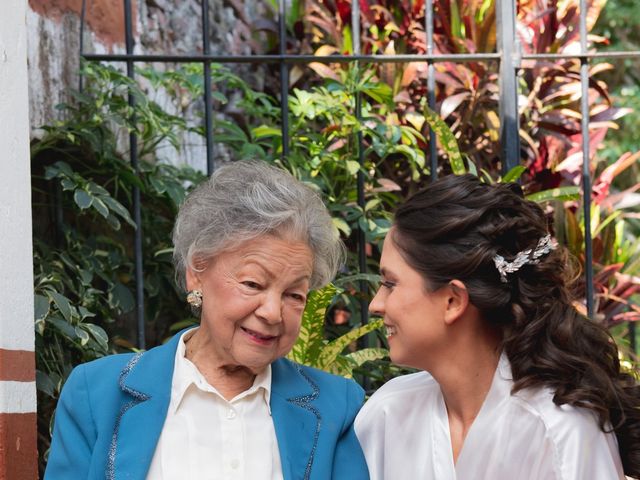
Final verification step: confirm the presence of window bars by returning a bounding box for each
[79,0,640,352]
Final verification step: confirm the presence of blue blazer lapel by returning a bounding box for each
[107,331,184,480]
[271,359,321,480]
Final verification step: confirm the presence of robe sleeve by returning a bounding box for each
[44,364,97,479]
[354,392,386,480]
[550,405,626,480]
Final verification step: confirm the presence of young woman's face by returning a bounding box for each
[186,235,313,373]
[369,230,451,370]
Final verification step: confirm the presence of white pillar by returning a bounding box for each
[0,0,37,478]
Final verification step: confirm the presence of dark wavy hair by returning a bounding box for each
[391,174,640,477]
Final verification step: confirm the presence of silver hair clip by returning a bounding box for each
[493,234,558,283]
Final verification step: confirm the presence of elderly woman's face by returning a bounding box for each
[186,235,313,373]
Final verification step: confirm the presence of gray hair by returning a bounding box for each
[172,160,344,291]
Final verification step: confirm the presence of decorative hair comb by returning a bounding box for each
[493,234,558,283]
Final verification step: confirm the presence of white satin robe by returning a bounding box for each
[354,355,625,479]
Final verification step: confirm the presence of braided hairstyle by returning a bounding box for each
[391,174,640,477]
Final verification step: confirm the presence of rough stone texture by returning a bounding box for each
[27,0,271,169]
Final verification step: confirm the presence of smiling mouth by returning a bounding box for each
[241,327,278,344]
[384,325,397,337]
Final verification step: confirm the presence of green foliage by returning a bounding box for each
[288,284,387,378]
[32,62,206,469]
[209,63,430,256]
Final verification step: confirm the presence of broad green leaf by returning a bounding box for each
[317,319,384,369]
[590,204,601,237]
[564,208,583,254]
[79,269,93,285]
[75,326,90,346]
[86,182,109,196]
[105,213,121,230]
[361,82,393,107]
[525,186,581,203]
[422,104,465,174]
[345,347,389,367]
[251,125,282,139]
[92,197,109,218]
[450,0,463,38]
[477,0,493,22]
[332,217,351,236]
[49,316,77,339]
[78,306,96,319]
[84,323,109,351]
[405,112,425,131]
[211,91,228,103]
[502,166,526,183]
[74,189,93,209]
[466,157,478,176]
[61,178,76,191]
[342,25,353,55]
[346,160,360,175]
[326,355,356,378]
[594,210,622,238]
[102,196,136,228]
[288,284,338,364]
[34,294,50,322]
[365,198,381,212]
[149,175,167,194]
[165,182,186,207]
[109,282,136,313]
[48,291,73,323]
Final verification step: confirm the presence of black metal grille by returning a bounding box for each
[80,0,640,351]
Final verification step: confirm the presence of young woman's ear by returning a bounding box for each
[443,279,469,325]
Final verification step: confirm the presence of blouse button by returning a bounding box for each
[227,408,236,419]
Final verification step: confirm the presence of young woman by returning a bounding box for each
[355,174,639,479]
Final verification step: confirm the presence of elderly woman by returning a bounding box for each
[45,161,369,480]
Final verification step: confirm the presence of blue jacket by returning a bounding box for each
[45,331,369,480]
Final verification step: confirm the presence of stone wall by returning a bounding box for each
[27,0,269,170]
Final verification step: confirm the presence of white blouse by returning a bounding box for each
[147,330,284,480]
[355,355,625,480]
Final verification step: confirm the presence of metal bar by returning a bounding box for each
[578,0,594,318]
[523,51,640,60]
[82,50,640,63]
[425,0,437,181]
[125,0,146,349]
[54,183,64,249]
[79,0,87,92]
[82,53,503,63]
[496,0,520,173]
[352,0,367,304]
[279,0,290,159]
[351,0,370,386]
[201,0,215,175]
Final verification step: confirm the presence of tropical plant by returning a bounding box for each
[32,62,207,471]
[557,152,640,326]
[288,284,387,377]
